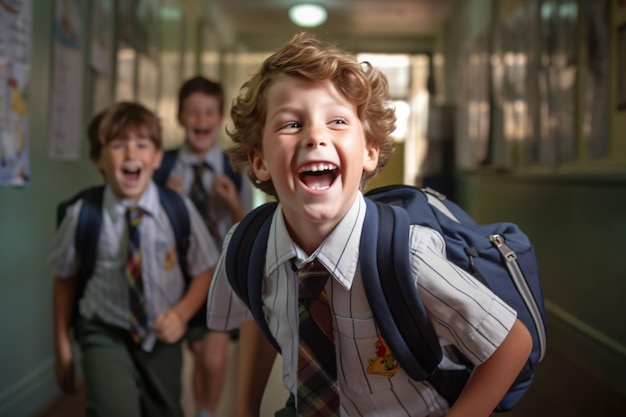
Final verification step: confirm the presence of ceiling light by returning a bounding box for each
[289,4,327,28]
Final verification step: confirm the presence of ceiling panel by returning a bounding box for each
[193,0,458,53]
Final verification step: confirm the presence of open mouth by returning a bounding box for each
[297,162,339,190]
[122,166,141,182]
[193,127,211,136]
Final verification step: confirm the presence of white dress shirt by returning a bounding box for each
[49,182,219,351]
[170,144,253,241]
[207,192,516,416]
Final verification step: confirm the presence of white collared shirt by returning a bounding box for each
[207,192,516,416]
[170,144,252,240]
[49,182,218,351]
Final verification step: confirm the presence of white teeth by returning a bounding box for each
[310,184,330,190]
[297,162,337,173]
[125,167,140,173]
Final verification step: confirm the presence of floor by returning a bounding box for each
[492,343,626,417]
[34,341,287,417]
[34,341,626,417]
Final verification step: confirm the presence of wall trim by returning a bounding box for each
[0,358,56,417]
[545,299,626,399]
[456,169,626,186]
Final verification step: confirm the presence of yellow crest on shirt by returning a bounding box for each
[367,336,401,377]
[164,249,178,270]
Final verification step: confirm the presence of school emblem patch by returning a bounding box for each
[367,336,400,377]
[164,249,178,270]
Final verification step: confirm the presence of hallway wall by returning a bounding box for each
[438,0,626,402]
[0,1,201,415]
[0,2,96,415]
[455,173,626,399]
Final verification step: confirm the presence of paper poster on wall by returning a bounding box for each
[49,0,84,161]
[90,0,113,113]
[0,0,32,186]
[90,0,112,75]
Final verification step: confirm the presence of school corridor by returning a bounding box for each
[2,1,626,416]
[32,336,626,417]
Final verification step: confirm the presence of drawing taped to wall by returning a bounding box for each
[0,0,31,186]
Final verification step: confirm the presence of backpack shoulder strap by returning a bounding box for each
[157,185,191,283]
[55,185,106,281]
[74,186,106,282]
[222,151,242,192]
[153,149,179,185]
[55,185,105,323]
[225,201,280,352]
[361,195,442,381]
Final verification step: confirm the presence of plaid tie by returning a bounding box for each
[296,260,340,416]
[190,162,221,245]
[126,206,148,343]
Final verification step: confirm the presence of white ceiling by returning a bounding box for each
[193,0,458,53]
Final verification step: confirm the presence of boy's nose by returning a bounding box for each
[304,125,328,148]
[125,143,138,157]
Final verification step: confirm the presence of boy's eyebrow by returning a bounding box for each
[265,106,301,125]
[268,105,298,116]
[270,100,354,115]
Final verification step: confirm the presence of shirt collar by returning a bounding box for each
[267,192,366,290]
[180,143,222,172]
[104,181,162,222]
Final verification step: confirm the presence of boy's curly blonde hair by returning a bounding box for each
[227,32,396,197]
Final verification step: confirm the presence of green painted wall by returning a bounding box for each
[0,2,99,415]
[0,1,196,415]
[438,0,626,399]
[455,173,626,398]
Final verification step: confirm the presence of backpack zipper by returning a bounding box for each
[490,234,547,361]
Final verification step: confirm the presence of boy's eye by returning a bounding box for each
[331,118,348,126]
[109,140,124,149]
[278,121,301,131]
[136,139,152,149]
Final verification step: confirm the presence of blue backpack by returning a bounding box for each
[224,184,547,412]
[55,185,198,324]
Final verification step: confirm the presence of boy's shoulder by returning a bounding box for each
[56,185,105,228]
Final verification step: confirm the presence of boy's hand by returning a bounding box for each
[165,175,185,195]
[213,174,238,203]
[154,308,186,343]
[214,175,245,221]
[55,349,76,395]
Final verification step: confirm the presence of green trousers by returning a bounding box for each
[275,393,296,417]
[76,318,184,417]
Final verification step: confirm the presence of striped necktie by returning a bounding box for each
[296,260,340,416]
[190,162,221,245]
[126,206,148,343]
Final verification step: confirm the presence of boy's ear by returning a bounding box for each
[91,157,102,171]
[248,148,271,181]
[91,157,107,179]
[363,143,380,173]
